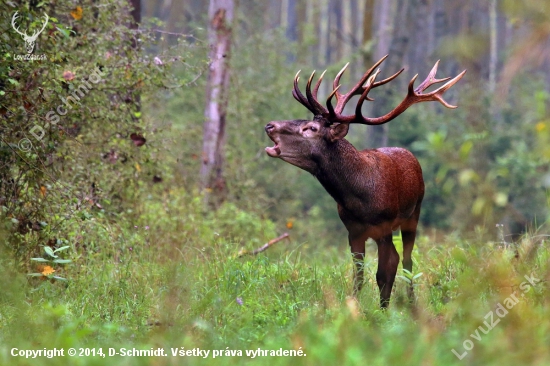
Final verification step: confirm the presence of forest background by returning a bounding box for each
[1,0,549,365]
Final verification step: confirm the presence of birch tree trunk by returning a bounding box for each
[367,0,422,148]
[129,0,141,112]
[366,0,393,148]
[201,0,234,204]
[362,0,375,64]
[489,0,501,121]
[129,0,141,28]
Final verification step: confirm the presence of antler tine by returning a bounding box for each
[292,71,306,104]
[11,11,27,37]
[364,72,379,101]
[35,13,49,36]
[352,68,466,125]
[347,60,400,98]
[313,70,327,99]
[292,71,317,114]
[333,63,349,90]
[335,54,389,114]
[332,63,349,101]
[426,70,467,109]
[414,60,452,94]
[326,85,341,119]
[358,68,404,103]
[292,88,312,112]
[407,74,420,96]
[371,68,404,89]
[305,71,329,115]
[355,69,382,121]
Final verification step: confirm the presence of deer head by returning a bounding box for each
[265,55,466,173]
[12,12,49,54]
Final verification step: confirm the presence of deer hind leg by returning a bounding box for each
[349,237,366,296]
[375,232,400,308]
[401,204,421,302]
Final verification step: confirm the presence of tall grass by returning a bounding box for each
[1,188,549,365]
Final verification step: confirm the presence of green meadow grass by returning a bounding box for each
[1,189,549,366]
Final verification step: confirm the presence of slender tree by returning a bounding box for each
[128,0,141,113]
[365,0,393,148]
[201,0,234,204]
[129,0,141,28]
[361,0,375,64]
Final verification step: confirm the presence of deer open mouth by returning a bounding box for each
[265,142,281,157]
[265,131,282,157]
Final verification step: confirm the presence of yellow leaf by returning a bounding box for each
[135,163,141,172]
[70,6,83,20]
[458,169,479,186]
[494,192,508,207]
[459,140,473,161]
[536,122,546,132]
[40,186,47,197]
[286,220,294,229]
[472,197,487,216]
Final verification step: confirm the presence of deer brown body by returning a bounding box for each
[265,56,465,307]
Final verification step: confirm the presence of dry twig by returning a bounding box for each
[238,233,290,257]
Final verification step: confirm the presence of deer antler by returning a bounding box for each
[11,12,28,38]
[11,12,49,40]
[30,13,49,40]
[292,55,466,125]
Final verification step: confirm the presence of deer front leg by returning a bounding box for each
[349,237,366,296]
[376,233,400,308]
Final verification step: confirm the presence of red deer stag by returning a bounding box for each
[265,55,465,308]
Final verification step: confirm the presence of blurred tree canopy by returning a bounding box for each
[155,0,550,237]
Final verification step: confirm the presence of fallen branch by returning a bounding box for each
[238,233,290,257]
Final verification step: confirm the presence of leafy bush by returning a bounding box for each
[1,0,199,258]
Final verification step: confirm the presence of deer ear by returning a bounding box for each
[329,123,349,141]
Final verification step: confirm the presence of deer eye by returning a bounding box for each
[310,126,317,132]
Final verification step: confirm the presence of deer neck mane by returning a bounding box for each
[313,139,371,205]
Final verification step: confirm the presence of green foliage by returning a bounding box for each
[1,1,549,365]
[1,192,549,365]
[385,76,550,233]
[1,0,200,257]
[153,14,550,239]
[28,243,71,281]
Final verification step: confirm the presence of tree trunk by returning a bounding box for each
[319,0,329,67]
[201,0,234,204]
[366,0,393,148]
[129,0,141,27]
[128,0,141,112]
[489,0,497,94]
[411,0,430,74]
[373,0,392,61]
[286,0,298,62]
[362,0,375,64]
[367,0,421,148]
[286,0,298,42]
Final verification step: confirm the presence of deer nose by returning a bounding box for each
[265,123,275,133]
